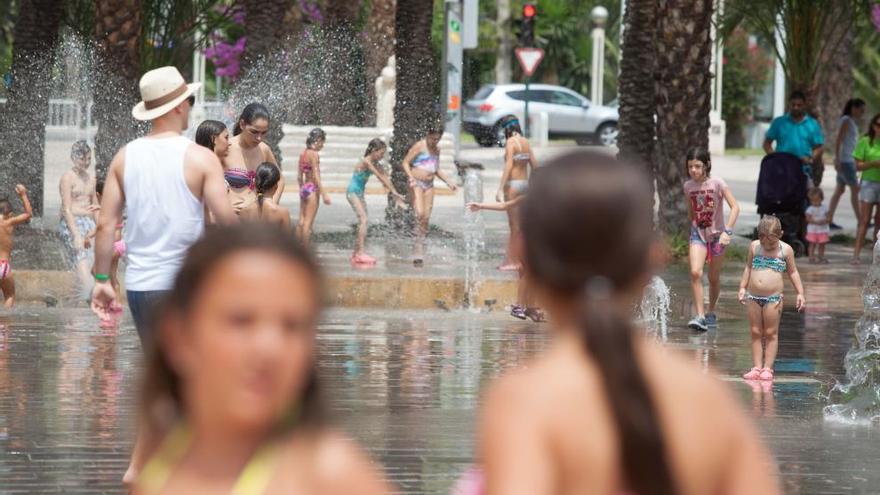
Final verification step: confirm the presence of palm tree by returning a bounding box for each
[653,0,713,237]
[365,0,396,125]
[815,4,854,138]
[616,0,657,182]
[321,0,366,126]
[93,0,143,179]
[0,0,65,216]
[494,0,512,84]
[724,0,864,113]
[387,0,437,227]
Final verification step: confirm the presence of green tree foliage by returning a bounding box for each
[723,0,869,105]
[721,28,772,147]
[0,0,16,81]
[853,9,880,114]
[434,0,621,103]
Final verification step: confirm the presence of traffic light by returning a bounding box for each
[520,3,536,47]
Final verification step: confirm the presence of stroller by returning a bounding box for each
[755,152,808,256]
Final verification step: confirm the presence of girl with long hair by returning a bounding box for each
[478,150,777,495]
[495,115,537,271]
[346,138,406,265]
[240,163,292,234]
[297,128,330,247]
[133,224,390,494]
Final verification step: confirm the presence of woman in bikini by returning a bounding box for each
[401,127,457,265]
[195,120,234,223]
[495,115,537,271]
[224,104,283,213]
[297,128,331,247]
[132,224,391,495]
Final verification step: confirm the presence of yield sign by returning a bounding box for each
[515,48,545,77]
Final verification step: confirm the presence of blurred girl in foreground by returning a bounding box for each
[133,224,390,494]
[478,151,778,495]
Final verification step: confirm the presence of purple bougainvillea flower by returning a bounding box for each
[872,4,880,32]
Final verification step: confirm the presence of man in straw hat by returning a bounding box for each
[90,66,238,486]
[91,66,236,341]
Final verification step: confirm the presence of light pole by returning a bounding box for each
[590,6,609,105]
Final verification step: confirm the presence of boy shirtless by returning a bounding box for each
[0,185,34,307]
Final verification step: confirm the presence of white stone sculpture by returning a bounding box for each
[375,55,396,129]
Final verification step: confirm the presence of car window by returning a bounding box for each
[551,91,583,107]
[473,86,495,100]
[507,89,553,103]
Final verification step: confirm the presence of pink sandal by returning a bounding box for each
[743,367,762,380]
[351,253,377,265]
[758,368,774,381]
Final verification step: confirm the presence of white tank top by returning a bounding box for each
[123,136,204,291]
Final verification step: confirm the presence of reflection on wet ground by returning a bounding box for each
[1,272,880,493]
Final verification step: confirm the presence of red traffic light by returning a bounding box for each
[523,3,536,18]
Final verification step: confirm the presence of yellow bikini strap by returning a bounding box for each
[231,443,281,495]
[137,424,192,495]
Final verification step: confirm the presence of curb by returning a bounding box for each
[9,270,518,310]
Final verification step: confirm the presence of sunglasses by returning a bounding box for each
[186,95,195,107]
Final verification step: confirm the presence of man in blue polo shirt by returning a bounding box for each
[763,90,824,166]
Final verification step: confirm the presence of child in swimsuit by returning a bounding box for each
[683,148,739,331]
[401,128,457,265]
[297,128,330,247]
[240,162,293,234]
[346,138,406,266]
[467,196,544,322]
[495,116,536,271]
[738,215,805,381]
[0,185,33,308]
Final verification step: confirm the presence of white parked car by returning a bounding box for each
[463,84,619,147]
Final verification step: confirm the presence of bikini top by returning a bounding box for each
[138,424,279,495]
[299,152,314,173]
[752,244,787,273]
[225,167,256,190]
[412,151,439,173]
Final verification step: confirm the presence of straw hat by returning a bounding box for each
[131,66,202,121]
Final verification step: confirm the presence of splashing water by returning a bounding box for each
[639,276,671,341]
[824,240,880,425]
[461,165,484,311]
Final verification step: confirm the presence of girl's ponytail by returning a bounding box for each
[521,150,676,495]
[253,162,280,213]
[578,277,676,495]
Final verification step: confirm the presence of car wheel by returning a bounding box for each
[476,132,496,147]
[492,119,510,147]
[596,122,618,147]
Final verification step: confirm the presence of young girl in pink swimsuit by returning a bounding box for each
[297,128,330,247]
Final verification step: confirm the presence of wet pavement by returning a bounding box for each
[2,259,880,494]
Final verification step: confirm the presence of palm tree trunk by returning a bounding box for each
[387,0,437,228]
[365,0,396,126]
[320,1,366,126]
[93,0,143,180]
[240,0,296,162]
[0,0,65,216]
[616,0,657,184]
[494,0,512,84]
[815,4,854,141]
[653,0,713,237]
